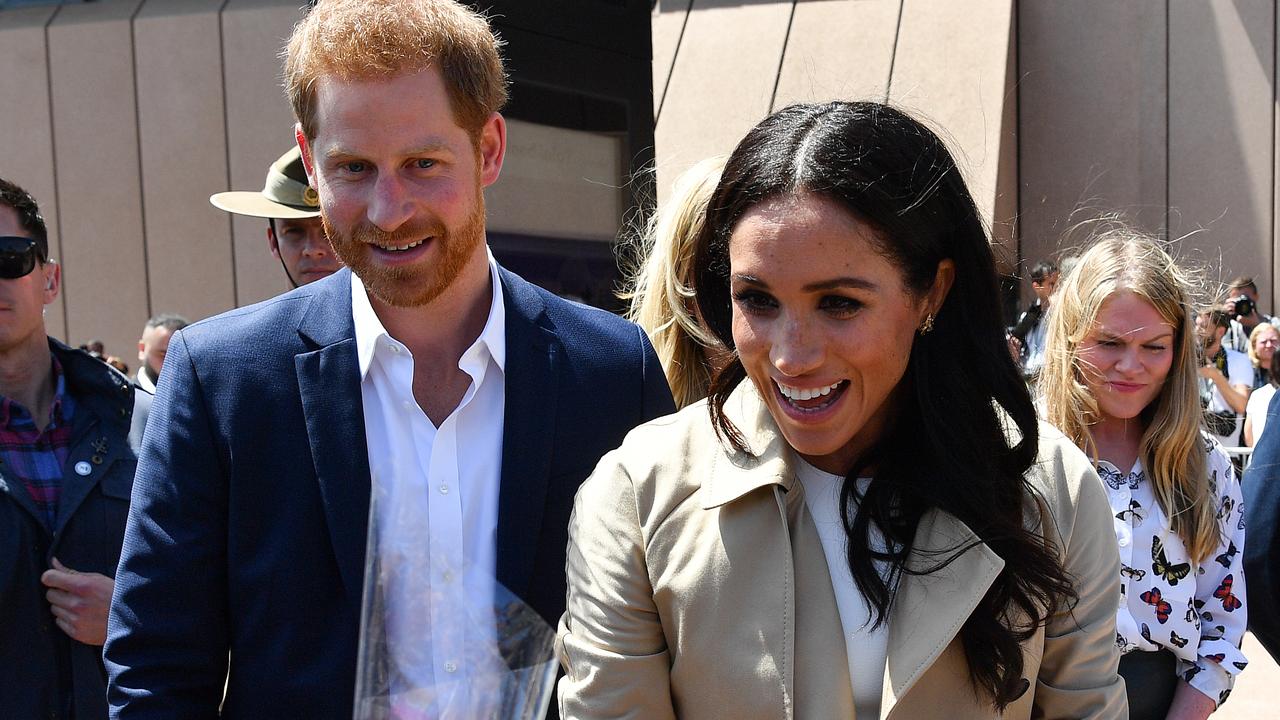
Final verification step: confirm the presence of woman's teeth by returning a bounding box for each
[775,380,842,401]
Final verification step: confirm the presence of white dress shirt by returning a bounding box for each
[352,255,506,718]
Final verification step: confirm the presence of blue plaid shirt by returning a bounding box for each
[0,358,75,531]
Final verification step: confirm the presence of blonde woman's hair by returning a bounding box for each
[622,158,725,408]
[1247,322,1279,369]
[1040,228,1219,562]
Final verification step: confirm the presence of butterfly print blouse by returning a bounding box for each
[1101,434,1248,708]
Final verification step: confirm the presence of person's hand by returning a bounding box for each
[41,558,114,646]
[1225,298,1239,318]
[1007,334,1023,364]
[1198,364,1224,382]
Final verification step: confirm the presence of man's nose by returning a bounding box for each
[301,229,331,257]
[366,174,415,232]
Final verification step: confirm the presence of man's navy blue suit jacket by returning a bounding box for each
[104,267,674,718]
[1245,391,1280,662]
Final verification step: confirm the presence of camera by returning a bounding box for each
[1230,294,1256,319]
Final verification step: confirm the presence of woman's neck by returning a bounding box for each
[1090,414,1145,471]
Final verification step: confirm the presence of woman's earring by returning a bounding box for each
[919,313,935,335]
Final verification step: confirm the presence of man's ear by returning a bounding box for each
[266,224,281,259]
[476,112,507,188]
[41,261,59,305]
[296,124,315,186]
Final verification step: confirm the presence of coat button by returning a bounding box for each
[74,461,92,476]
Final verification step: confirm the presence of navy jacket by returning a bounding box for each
[105,267,674,718]
[1245,390,1280,661]
[0,340,149,719]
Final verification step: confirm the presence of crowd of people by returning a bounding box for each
[2,1,1279,719]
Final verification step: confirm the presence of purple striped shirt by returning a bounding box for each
[0,357,75,531]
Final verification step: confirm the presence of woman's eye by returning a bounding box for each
[819,296,861,314]
[732,290,776,313]
[1144,345,1167,353]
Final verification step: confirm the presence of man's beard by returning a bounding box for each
[323,192,486,309]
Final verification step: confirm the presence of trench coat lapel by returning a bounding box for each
[881,510,1004,717]
[296,269,371,603]
[494,268,559,600]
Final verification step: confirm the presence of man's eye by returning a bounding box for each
[342,161,366,173]
[414,159,435,170]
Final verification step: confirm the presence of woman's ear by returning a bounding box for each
[925,258,956,319]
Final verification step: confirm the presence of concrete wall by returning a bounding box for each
[652,0,1017,268]
[655,1,1280,311]
[0,0,628,361]
[1019,0,1279,310]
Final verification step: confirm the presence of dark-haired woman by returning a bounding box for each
[556,101,1125,719]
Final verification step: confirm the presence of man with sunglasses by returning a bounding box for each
[210,146,342,288]
[0,178,150,720]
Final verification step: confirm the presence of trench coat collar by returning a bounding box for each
[699,380,1008,714]
[699,380,794,509]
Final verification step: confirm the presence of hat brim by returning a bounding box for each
[209,191,320,220]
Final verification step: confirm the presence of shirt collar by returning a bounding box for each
[351,249,506,381]
[0,354,72,428]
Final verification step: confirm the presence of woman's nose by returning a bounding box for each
[769,318,824,376]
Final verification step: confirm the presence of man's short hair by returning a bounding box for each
[1029,259,1058,283]
[145,313,190,333]
[284,0,508,142]
[1206,309,1232,331]
[1227,275,1258,294]
[0,178,49,260]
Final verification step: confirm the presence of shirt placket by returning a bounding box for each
[428,385,478,719]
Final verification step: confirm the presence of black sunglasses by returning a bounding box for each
[0,236,43,280]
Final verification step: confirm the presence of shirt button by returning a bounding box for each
[1118,535,1130,548]
[442,570,454,583]
[444,661,457,673]
[401,400,413,411]
[439,484,449,495]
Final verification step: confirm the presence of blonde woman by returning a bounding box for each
[1040,231,1247,719]
[1246,322,1279,390]
[624,158,726,408]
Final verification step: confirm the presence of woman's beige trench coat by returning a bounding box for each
[557,381,1126,719]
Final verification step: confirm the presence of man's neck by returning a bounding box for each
[369,249,493,370]
[0,334,55,430]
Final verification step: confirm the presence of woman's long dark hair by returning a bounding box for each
[693,101,1076,710]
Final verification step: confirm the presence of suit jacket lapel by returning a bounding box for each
[882,510,1004,717]
[494,268,558,600]
[296,269,371,603]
